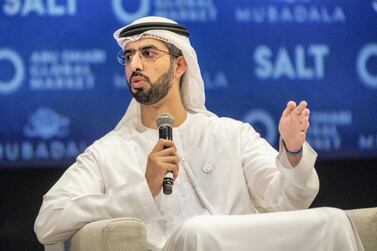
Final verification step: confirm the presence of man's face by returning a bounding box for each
[124,38,175,105]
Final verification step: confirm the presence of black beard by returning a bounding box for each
[128,65,174,105]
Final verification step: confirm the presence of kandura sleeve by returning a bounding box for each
[240,123,319,212]
[34,145,161,245]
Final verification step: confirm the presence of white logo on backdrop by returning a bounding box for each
[203,71,229,89]
[23,107,70,140]
[243,109,277,145]
[307,111,352,151]
[29,49,105,91]
[113,73,128,89]
[112,0,217,23]
[359,134,377,150]
[357,44,377,89]
[0,106,88,162]
[253,44,329,80]
[112,0,150,23]
[0,49,24,94]
[2,0,77,16]
[235,0,346,24]
[372,0,377,13]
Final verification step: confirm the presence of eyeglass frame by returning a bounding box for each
[116,45,180,65]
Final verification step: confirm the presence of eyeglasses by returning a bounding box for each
[117,45,179,65]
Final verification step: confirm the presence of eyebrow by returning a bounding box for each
[124,44,159,53]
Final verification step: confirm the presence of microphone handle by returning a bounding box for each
[160,126,173,195]
[159,125,172,141]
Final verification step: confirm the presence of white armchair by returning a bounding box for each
[45,207,377,251]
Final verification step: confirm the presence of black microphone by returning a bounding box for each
[156,113,175,195]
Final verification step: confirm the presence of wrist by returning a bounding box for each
[283,140,303,157]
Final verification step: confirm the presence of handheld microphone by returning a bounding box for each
[156,113,175,195]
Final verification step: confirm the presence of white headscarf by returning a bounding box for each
[113,16,214,130]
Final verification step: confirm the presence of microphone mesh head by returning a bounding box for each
[156,113,175,128]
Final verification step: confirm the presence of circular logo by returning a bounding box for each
[0,49,24,94]
[112,0,150,24]
[243,109,277,145]
[357,44,377,89]
[372,0,377,13]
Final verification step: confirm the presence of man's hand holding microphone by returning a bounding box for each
[145,114,178,197]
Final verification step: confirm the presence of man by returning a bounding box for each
[35,16,363,251]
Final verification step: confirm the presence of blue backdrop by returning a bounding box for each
[1,0,377,167]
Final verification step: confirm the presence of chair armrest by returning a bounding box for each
[345,207,377,251]
[69,217,148,251]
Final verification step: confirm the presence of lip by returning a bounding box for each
[131,76,146,89]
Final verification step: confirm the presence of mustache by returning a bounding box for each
[130,71,149,82]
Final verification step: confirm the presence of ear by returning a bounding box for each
[174,56,187,79]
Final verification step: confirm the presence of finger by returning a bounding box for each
[300,115,309,123]
[159,156,180,165]
[298,109,310,125]
[159,146,179,157]
[163,163,179,178]
[301,108,310,117]
[153,139,176,152]
[299,113,309,123]
[300,120,310,131]
[160,139,176,149]
[282,101,296,117]
[151,140,165,152]
[295,100,308,115]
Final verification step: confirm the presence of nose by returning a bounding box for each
[128,51,144,72]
